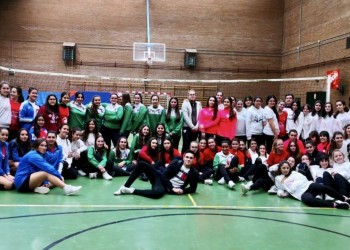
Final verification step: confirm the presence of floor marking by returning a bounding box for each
[0,204,332,210]
[188,194,197,206]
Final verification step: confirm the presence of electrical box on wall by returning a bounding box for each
[62,42,76,62]
[184,49,197,68]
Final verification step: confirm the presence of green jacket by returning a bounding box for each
[102,103,124,129]
[87,146,107,168]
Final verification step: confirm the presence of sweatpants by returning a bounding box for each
[323,172,350,197]
[124,161,166,199]
[250,163,273,191]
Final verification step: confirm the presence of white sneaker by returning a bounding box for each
[89,173,97,179]
[34,186,50,194]
[64,185,82,196]
[316,195,322,199]
[238,176,246,182]
[325,195,334,201]
[78,170,86,176]
[121,186,135,194]
[218,177,225,185]
[204,179,213,185]
[228,180,236,189]
[114,186,125,195]
[268,185,278,195]
[241,183,250,195]
[102,172,113,180]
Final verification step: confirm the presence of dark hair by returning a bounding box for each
[329,131,344,156]
[206,96,218,120]
[69,127,80,141]
[60,92,70,106]
[321,102,333,118]
[46,131,58,148]
[90,95,101,117]
[44,94,59,114]
[308,130,320,145]
[291,101,301,122]
[221,139,231,146]
[74,92,84,101]
[33,114,45,138]
[138,124,151,148]
[287,140,302,165]
[94,136,106,155]
[160,136,175,163]
[223,97,235,120]
[144,137,159,161]
[344,124,350,140]
[155,123,166,142]
[115,136,129,159]
[33,138,46,150]
[276,160,292,177]
[11,86,24,103]
[150,94,159,102]
[334,100,349,118]
[266,95,279,120]
[15,128,30,157]
[319,130,330,141]
[243,96,253,108]
[133,92,143,104]
[166,97,181,122]
[27,87,38,99]
[183,150,195,157]
[311,100,322,116]
[82,119,99,142]
[253,96,263,108]
[122,93,131,106]
[285,93,295,99]
[317,153,330,165]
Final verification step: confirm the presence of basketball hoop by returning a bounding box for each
[133,42,166,63]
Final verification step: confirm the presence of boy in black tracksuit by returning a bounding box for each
[114,150,198,198]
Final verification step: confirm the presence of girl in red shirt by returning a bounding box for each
[9,86,24,141]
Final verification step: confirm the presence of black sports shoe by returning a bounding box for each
[139,173,149,182]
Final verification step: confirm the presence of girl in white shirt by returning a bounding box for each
[275,160,349,209]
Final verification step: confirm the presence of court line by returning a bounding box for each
[43,212,350,249]
[0,204,334,210]
[187,194,197,206]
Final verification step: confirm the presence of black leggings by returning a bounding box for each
[301,183,345,207]
[216,157,239,183]
[323,172,350,197]
[124,161,166,199]
[250,163,273,191]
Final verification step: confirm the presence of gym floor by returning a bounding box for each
[1,177,349,250]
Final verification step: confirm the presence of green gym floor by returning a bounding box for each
[1,177,350,250]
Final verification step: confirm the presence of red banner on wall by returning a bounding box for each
[327,69,340,89]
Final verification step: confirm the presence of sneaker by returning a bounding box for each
[241,183,250,195]
[238,176,246,182]
[78,170,86,176]
[114,186,125,195]
[335,200,350,209]
[218,177,225,185]
[204,179,213,185]
[89,173,97,179]
[325,195,334,201]
[268,185,278,195]
[34,186,50,194]
[102,172,113,180]
[316,195,322,199]
[228,180,236,189]
[121,186,135,194]
[64,185,82,196]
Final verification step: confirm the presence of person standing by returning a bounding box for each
[0,81,11,130]
[181,89,202,153]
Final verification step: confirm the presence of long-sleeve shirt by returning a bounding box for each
[8,139,30,163]
[130,103,148,133]
[120,103,133,133]
[0,95,11,128]
[19,100,40,131]
[198,107,218,135]
[161,109,183,137]
[102,103,124,129]
[275,171,313,200]
[213,151,234,171]
[15,150,62,190]
[68,101,86,130]
[216,108,237,140]
[246,106,264,139]
[87,146,107,168]
[147,105,164,134]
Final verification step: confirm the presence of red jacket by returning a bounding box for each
[161,149,182,164]
[217,108,237,140]
[267,150,289,167]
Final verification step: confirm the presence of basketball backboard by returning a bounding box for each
[133,42,166,64]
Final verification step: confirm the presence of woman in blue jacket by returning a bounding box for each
[14,138,82,195]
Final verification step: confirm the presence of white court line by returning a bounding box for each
[0,204,332,210]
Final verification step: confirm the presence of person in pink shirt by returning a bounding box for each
[198,96,218,139]
[216,97,237,145]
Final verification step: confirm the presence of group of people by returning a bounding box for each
[1,80,350,209]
